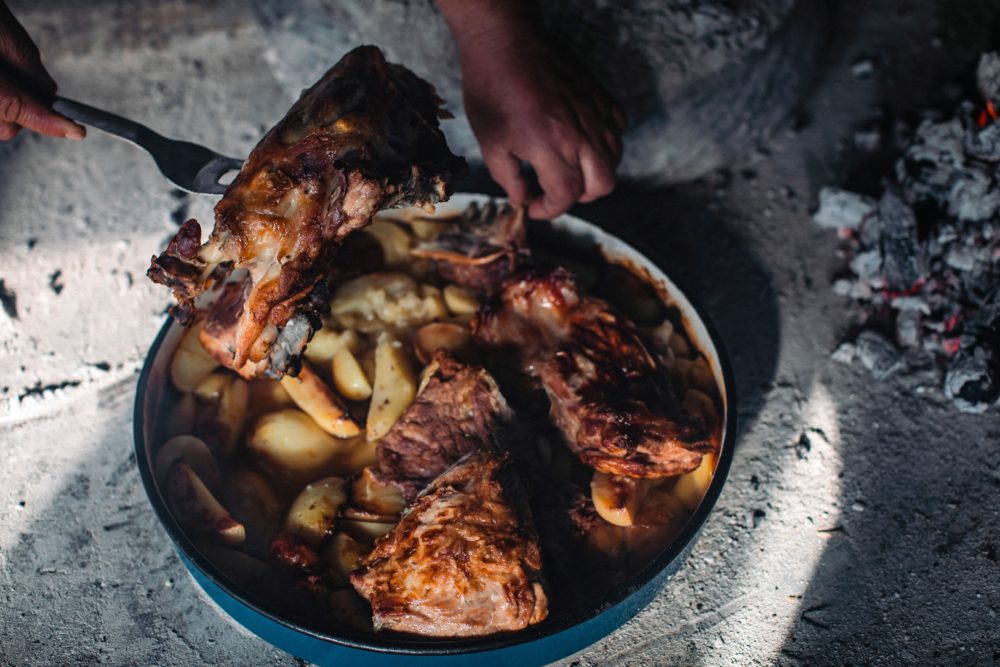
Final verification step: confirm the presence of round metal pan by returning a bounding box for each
[133,193,737,665]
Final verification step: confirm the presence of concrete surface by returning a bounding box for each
[1,1,999,665]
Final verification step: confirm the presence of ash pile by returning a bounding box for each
[814,53,1000,413]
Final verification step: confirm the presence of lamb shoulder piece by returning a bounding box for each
[351,450,548,636]
[473,268,711,478]
[148,45,466,378]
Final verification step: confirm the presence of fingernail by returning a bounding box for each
[64,124,86,140]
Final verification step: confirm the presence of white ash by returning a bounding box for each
[815,53,1000,413]
[813,187,876,229]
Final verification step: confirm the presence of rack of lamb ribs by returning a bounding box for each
[148,45,466,379]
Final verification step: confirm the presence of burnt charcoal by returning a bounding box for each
[944,350,997,413]
[896,310,922,348]
[976,52,1000,103]
[947,165,1000,221]
[850,58,874,80]
[813,188,876,229]
[831,342,856,364]
[856,330,903,380]
[876,192,927,289]
[963,122,1000,162]
[896,119,965,207]
[849,250,882,285]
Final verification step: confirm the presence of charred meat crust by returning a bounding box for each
[374,350,519,500]
[412,201,528,292]
[473,267,711,478]
[147,45,466,378]
[351,450,548,637]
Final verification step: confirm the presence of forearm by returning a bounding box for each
[435,0,540,57]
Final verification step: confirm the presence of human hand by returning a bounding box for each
[0,2,85,141]
[439,1,623,219]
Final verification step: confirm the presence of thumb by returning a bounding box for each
[0,78,84,139]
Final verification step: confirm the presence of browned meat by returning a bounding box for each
[473,268,711,478]
[375,351,516,500]
[411,201,527,292]
[148,45,466,378]
[350,450,548,636]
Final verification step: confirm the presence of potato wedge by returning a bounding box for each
[683,388,720,431]
[199,544,272,586]
[344,436,378,473]
[341,518,396,543]
[285,476,347,547]
[403,215,450,241]
[673,453,716,510]
[687,355,716,394]
[332,347,372,401]
[248,378,294,413]
[323,531,367,583]
[248,409,354,481]
[304,328,363,366]
[363,219,413,267]
[349,467,406,520]
[591,472,650,527]
[413,321,472,364]
[281,362,361,438]
[366,334,417,441]
[164,393,197,440]
[668,331,693,359]
[442,284,480,315]
[194,371,231,403]
[223,469,283,550]
[166,461,245,546]
[217,377,250,454]
[418,284,449,320]
[155,435,220,491]
[170,322,220,392]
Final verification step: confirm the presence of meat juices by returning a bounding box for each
[148,45,466,379]
[351,450,549,636]
[474,268,712,478]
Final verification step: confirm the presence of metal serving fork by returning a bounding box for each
[52,97,243,195]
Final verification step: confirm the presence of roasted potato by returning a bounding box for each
[323,531,367,583]
[673,453,716,510]
[348,467,406,520]
[170,322,220,392]
[341,518,396,543]
[248,409,354,481]
[217,376,250,454]
[366,334,417,441]
[164,393,197,440]
[281,362,361,438]
[223,469,284,550]
[401,215,450,241]
[304,328,364,366]
[683,388,720,432]
[248,378,294,413]
[285,476,347,547]
[442,284,480,315]
[413,321,472,364]
[362,219,413,267]
[166,461,245,546]
[591,472,650,527]
[155,435,220,491]
[332,347,373,401]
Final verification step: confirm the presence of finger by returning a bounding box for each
[0,120,19,140]
[526,150,584,219]
[0,4,57,94]
[573,106,619,168]
[482,147,528,205]
[0,80,84,139]
[577,144,616,204]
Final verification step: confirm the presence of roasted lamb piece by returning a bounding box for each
[473,268,711,478]
[148,45,466,378]
[351,450,549,636]
[411,201,528,292]
[375,351,518,500]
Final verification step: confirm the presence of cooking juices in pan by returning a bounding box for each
[152,207,723,637]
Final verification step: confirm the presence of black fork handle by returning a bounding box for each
[52,96,162,150]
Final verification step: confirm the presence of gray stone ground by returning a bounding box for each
[1,1,999,665]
